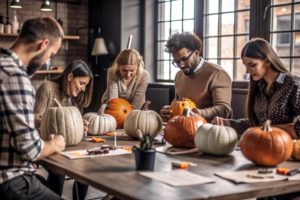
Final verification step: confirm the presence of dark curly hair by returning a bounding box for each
[165,32,203,54]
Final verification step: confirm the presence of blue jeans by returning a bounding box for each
[0,173,61,200]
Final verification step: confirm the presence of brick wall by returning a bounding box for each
[0,0,89,68]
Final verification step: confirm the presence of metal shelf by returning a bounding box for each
[0,33,80,40]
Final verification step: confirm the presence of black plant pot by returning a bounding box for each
[134,148,156,171]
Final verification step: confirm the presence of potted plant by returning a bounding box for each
[133,129,156,170]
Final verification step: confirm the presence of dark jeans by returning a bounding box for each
[0,173,61,200]
[47,170,88,200]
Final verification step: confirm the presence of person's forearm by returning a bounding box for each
[197,104,231,122]
[35,140,57,160]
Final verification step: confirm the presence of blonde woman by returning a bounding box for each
[101,48,150,109]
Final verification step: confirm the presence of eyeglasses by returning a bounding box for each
[172,51,194,68]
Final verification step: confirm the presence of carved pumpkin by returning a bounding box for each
[83,104,117,135]
[292,140,300,160]
[40,99,84,146]
[194,123,238,155]
[104,98,133,128]
[164,108,207,148]
[240,120,293,166]
[124,101,163,139]
[170,98,196,117]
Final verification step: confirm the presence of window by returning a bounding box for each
[203,0,250,81]
[270,1,300,75]
[154,0,300,82]
[155,0,250,81]
[156,0,195,81]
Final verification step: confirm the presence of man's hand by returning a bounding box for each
[49,134,66,153]
[36,134,66,160]
[160,105,172,122]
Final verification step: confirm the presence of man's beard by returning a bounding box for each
[27,51,47,77]
[183,65,196,76]
[183,58,198,76]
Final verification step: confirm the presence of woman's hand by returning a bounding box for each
[83,119,89,136]
[211,116,230,126]
[274,123,297,139]
[160,105,172,122]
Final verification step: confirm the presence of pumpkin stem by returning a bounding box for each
[53,98,63,108]
[98,104,107,115]
[263,120,272,132]
[183,108,190,116]
[141,101,151,110]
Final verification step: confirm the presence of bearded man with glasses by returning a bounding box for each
[160,32,232,122]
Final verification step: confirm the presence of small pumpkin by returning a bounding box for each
[170,98,196,117]
[164,108,207,148]
[292,140,300,160]
[104,98,133,128]
[40,98,84,146]
[194,123,238,155]
[124,101,163,139]
[83,104,117,135]
[240,120,293,166]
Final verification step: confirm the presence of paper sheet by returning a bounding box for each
[215,169,288,183]
[140,170,214,187]
[59,149,131,159]
[155,144,198,155]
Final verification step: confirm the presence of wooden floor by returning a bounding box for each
[36,167,107,200]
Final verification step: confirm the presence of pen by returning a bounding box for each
[246,174,274,179]
[287,168,300,176]
[276,168,300,176]
[171,161,197,169]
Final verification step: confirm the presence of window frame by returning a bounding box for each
[155,0,196,82]
[154,0,300,82]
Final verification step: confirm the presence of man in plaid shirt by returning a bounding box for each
[0,17,66,199]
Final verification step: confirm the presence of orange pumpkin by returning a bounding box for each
[164,108,207,148]
[104,98,133,128]
[170,98,196,117]
[292,140,300,160]
[240,120,293,167]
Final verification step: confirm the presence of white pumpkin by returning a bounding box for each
[40,99,84,146]
[124,101,163,139]
[194,123,238,155]
[83,104,117,135]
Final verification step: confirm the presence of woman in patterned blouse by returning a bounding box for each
[212,38,300,139]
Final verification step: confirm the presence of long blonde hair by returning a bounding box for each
[241,38,288,126]
[110,49,144,77]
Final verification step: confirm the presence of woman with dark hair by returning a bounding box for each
[101,48,149,109]
[212,37,300,139]
[34,59,94,200]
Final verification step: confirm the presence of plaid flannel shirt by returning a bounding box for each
[0,48,43,184]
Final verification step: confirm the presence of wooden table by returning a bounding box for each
[40,136,300,200]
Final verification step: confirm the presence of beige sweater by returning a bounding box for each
[101,68,150,109]
[34,81,69,117]
[175,61,232,121]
